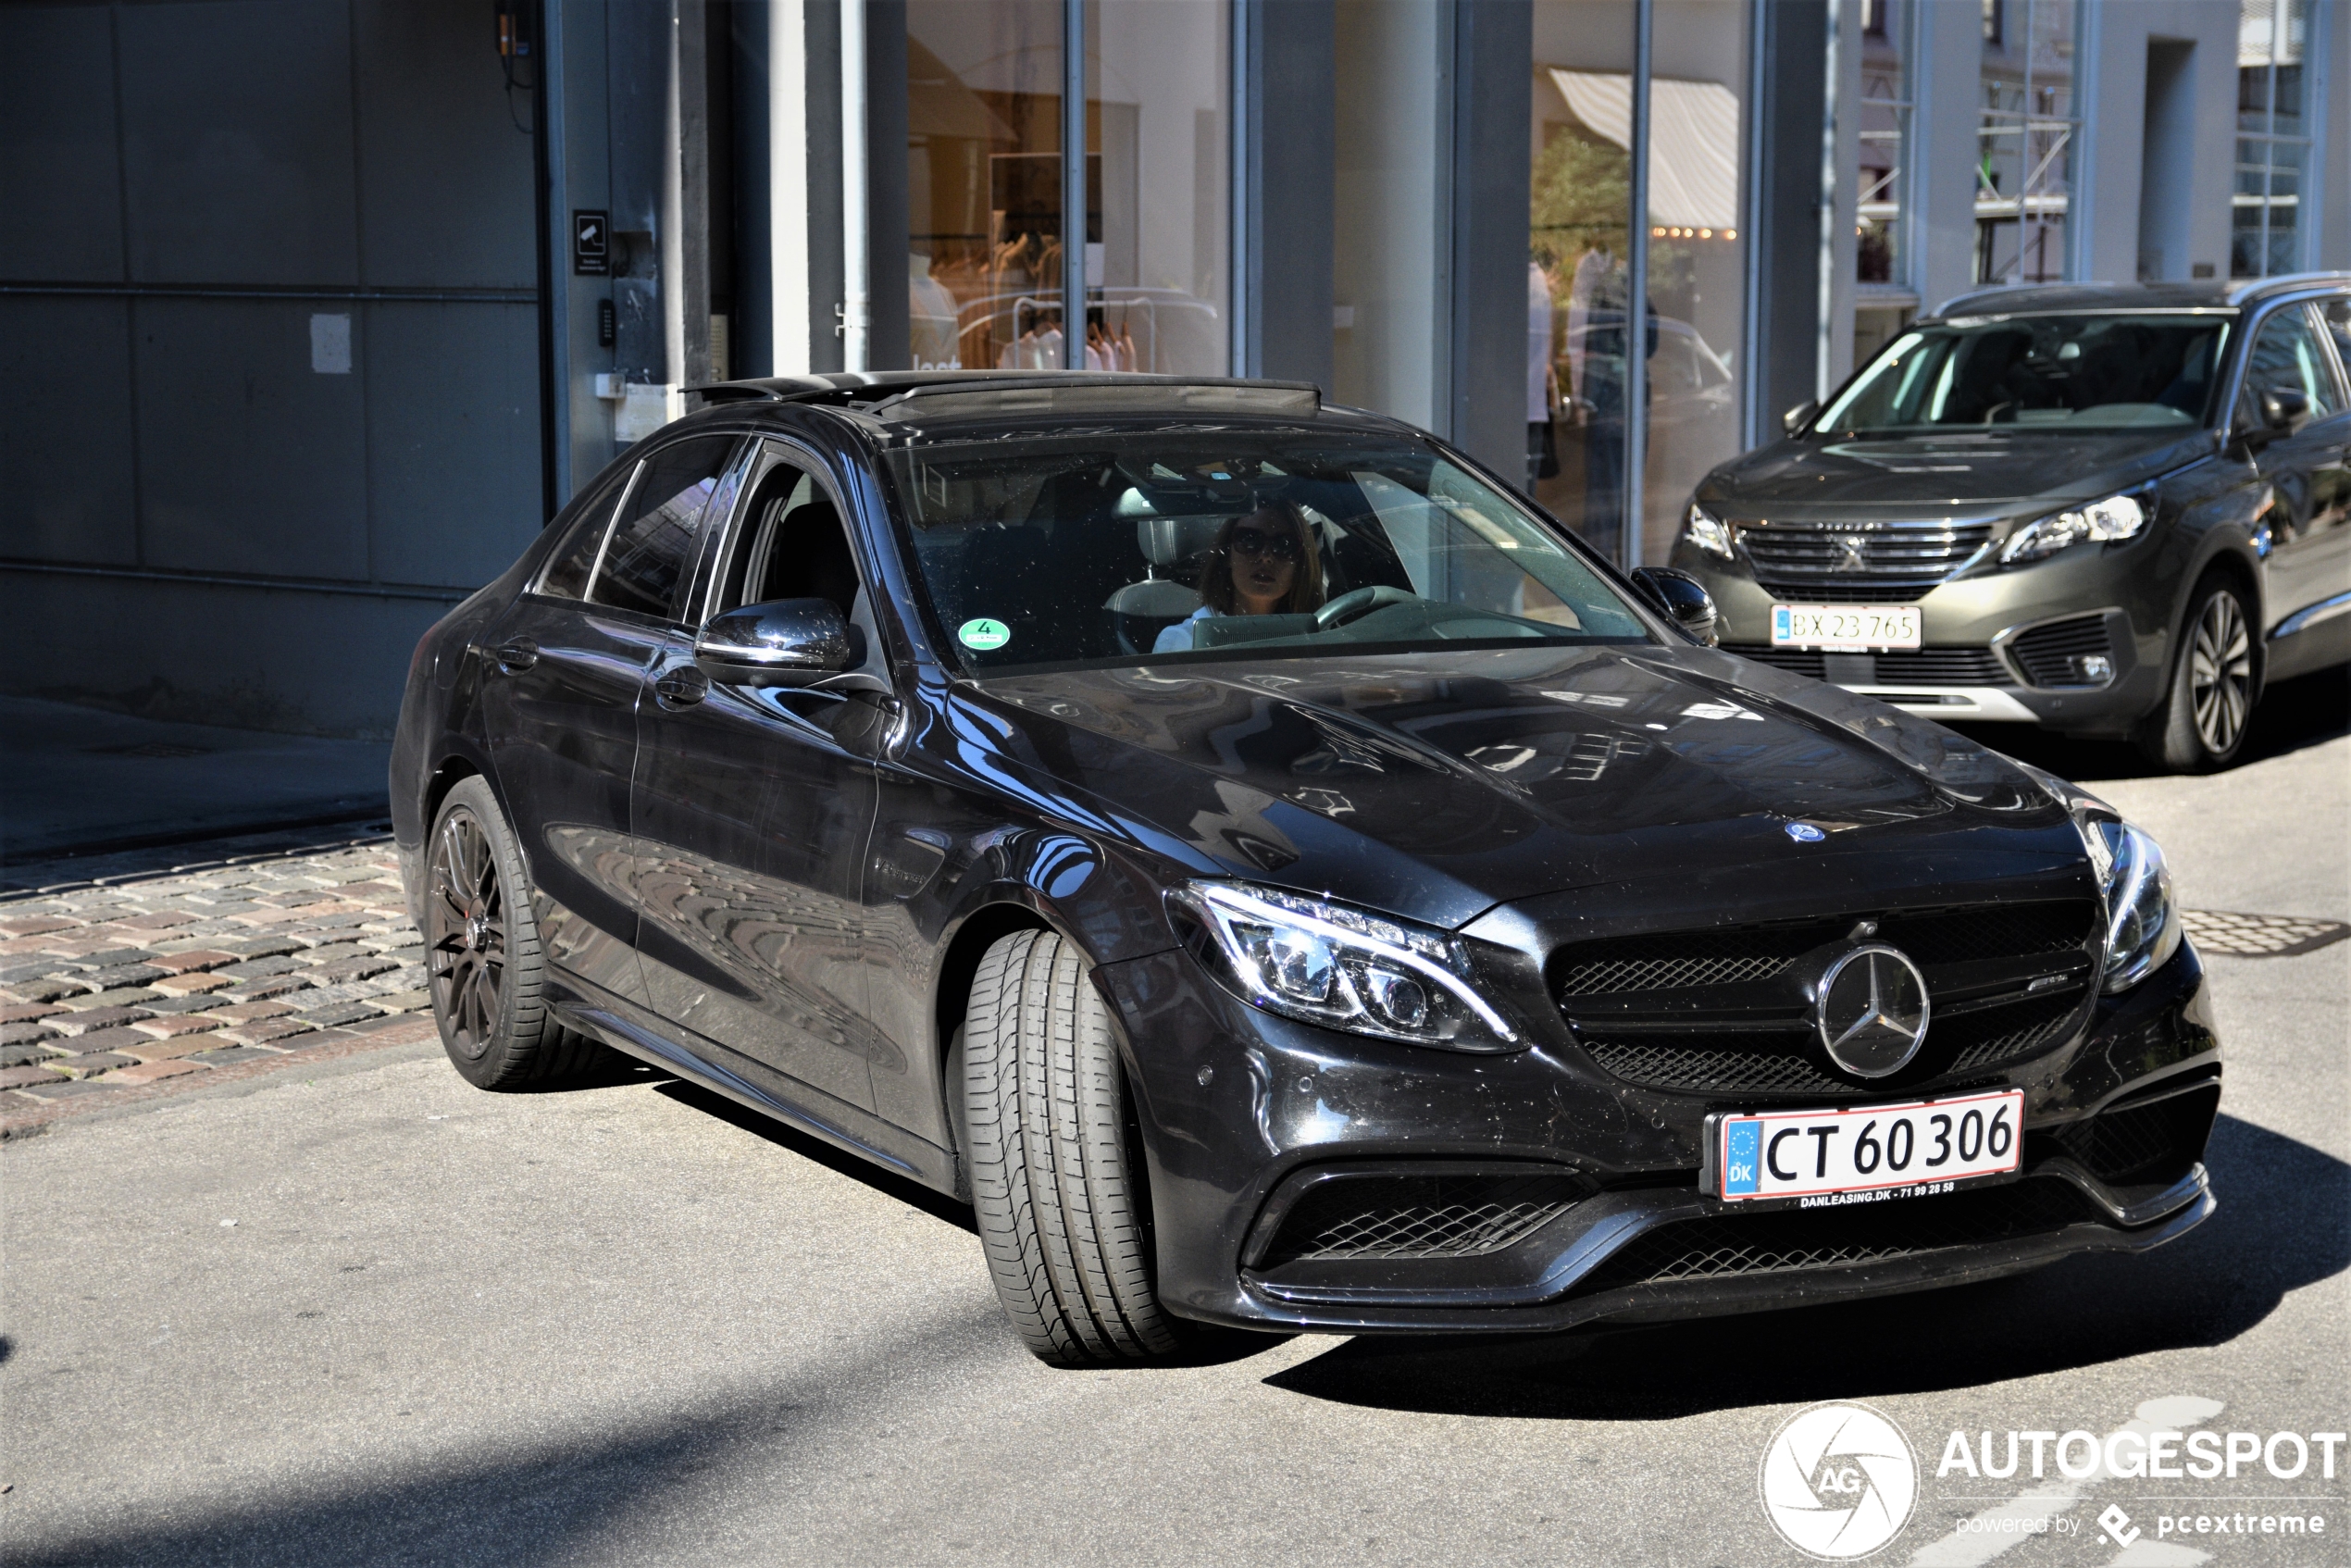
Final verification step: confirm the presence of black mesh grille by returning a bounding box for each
[2044,1085,2220,1186]
[1578,1038,1848,1095]
[1575,1178,2104,1291]
[1881,902,2095,965]
[1737,519,1995,602]
[1733,645,1829,678]
[1942,990,2086,1072]
[2010,616,2117,688]
[1256,1173,1587,1266]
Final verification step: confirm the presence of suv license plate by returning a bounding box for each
[1707,1089,2023,1206]
[1772,604,1922,650]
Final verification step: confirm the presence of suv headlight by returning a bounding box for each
[2000,492,2149,565]
[2018,764,2183,992]
[1169,881,1518,1050]
[1684,502,1735,558]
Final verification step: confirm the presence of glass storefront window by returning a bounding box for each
[1087,0,1230,374]
[907,1,1063,372]
[1527,1,1746,570]
[1858,3,1909,287]
[906,1,1225,376]
[1974,0,2078,284]
[2233,0,2311,279]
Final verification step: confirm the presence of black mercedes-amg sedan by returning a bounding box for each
[392,372,2219,1364]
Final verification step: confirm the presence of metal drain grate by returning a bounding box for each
[2182,910,2349,959]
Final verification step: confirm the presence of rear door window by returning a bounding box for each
[536,467,637,600]
[587,435,741,619]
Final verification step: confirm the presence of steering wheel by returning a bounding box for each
[1314,584,1419,629]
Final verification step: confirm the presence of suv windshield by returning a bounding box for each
[883,429,1651,674]
[1816,313,2231,435]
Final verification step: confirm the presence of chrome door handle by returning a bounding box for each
[653,666,709,708]
[492,639,539,673]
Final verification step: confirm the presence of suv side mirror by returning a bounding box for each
[1630,566,1720,648]
[1782,400,1820,438]
[2259,386,2311,437]
[695,598,857,687]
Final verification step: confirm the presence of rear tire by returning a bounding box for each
[424,777,607,1089]
[2137,577,2256,772]
[962,928,1183,1365]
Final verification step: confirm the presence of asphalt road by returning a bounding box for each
[5,676,2346,1568]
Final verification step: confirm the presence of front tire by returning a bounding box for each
[2138,578,2256,772]
[424,778,605,1089]
[962,929,1183,1365]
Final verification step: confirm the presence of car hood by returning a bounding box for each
[949,642,2084,929]
[1700,429,2212,511]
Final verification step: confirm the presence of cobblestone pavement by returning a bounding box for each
[0,830,435,1128]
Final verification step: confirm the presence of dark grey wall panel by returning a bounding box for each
[354,0,539,289]
[364,302,542,590]
[132,298,367,579]
[0,6,124,280]
[0,571,451,736]
[1447,0,1532,479]
[865,0,910,371]
[1748,0,1825,434]
[0,298,137,564]
[118,1,361,286]
[1244,0,1336,387]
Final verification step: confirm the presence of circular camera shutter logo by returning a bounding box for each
[1759,1402,1918,1561]
[1816,945,1932,1077]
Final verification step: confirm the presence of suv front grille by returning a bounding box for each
[1558,902,2096,1098]
[1737,518,1995,602]
[1254,1173,1587,1267]
[1574,1177,2103,1291]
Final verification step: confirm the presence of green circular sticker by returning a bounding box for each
[958,617,1012,652]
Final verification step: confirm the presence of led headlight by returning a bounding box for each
[1169,881,1518,1050]
[1684,502,1735,558]
[2000,492,2149,565]
[2017,763,2183,993]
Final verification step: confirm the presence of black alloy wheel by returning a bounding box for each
[422,777,604,1089]
[429,802,507,1060]
[2139,579,2256,772]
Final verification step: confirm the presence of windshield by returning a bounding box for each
[1815,314,2231,435]
[882,428,1652,674]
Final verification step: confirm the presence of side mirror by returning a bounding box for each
[1782,400,1820,438]
[2259,386,2311,438]
[1630,566,1720,648]
[694,598,856,687]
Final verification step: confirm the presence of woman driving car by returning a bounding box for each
[1152,501,1327,653]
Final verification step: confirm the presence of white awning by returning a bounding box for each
[1549,68,1741,232]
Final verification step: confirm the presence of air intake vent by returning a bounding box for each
[2009,615,2118,688]
[1252,1172,1586,1267]
[1574,1178,2103,1291]
[2040,1083,2220,1187]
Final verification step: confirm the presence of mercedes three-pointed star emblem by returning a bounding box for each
[1816,944,1932,1077]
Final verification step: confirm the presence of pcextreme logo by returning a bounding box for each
[1759,1402,1920,1561]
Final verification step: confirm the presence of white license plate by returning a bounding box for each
[1771,603,1922,650]
[1708,1089,2023,1205]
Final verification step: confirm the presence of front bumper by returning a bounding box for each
[1097,938,2219,1334]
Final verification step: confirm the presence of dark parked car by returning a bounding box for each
[394,372,2217,1364]
[1673,275,2351,770]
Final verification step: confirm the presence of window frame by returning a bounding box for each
[2226,294,2351,432]
[529,461,643,601]
[690,437,882,635]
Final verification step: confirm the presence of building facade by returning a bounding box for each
[4,0,2345,736]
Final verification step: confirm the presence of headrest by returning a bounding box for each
[1136,515,1225,568]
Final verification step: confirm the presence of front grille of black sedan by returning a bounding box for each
[1736,518,1996,602]
[1556,902,2097,1100]
[1574,1177,2105,1292]
[1728,645,2010,685]
[1254,1173,1588,1267]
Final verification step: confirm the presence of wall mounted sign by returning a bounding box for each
[573,211,609,276]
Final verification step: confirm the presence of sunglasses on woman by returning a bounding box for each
[1228,527,1300,562]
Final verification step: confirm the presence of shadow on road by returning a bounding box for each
[1263,1113,2347,1420]
[1953,666,2349,784]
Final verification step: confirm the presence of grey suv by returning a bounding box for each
[1671,275,2351,769]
